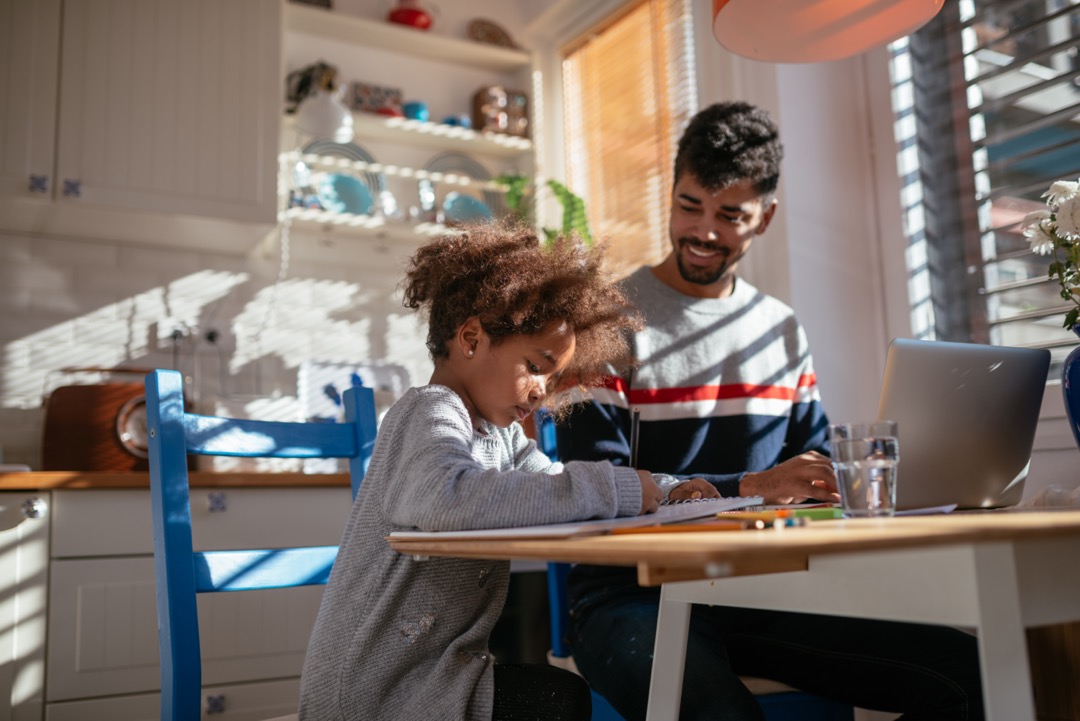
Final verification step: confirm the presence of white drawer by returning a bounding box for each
[46,676,302,721]
[50,487,354,558]
[47,556,324,701]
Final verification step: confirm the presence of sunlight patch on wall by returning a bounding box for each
[1,270,248,409]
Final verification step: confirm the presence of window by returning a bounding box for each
[890,0,1080,372]
[560,0,697,276]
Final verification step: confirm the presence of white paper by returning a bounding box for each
[895,504,957,516]
[388,496,764,540]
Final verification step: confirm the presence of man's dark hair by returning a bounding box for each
[673,101,784,195]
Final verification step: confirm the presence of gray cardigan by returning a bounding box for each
[299,384,642,721]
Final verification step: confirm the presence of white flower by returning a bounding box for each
[1057,195,1080,240]
[1022,209,1056,255]
[1043,179,1080,206]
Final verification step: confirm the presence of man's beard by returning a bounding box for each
[675,238,734,286]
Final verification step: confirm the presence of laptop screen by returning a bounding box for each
[875,339,1050,510]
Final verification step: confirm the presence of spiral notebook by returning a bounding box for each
[387,495,764,541]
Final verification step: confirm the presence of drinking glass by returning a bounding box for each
[828,420,900,518]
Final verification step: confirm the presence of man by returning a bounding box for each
[556,102,984,721]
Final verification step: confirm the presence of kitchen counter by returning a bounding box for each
[0,471,352,490]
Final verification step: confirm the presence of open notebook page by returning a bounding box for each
[387,495,764,541]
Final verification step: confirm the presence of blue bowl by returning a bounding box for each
[443,192,492,223]
[317,174,373,215]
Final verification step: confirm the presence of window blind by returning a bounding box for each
[560,0,697,278]
[892,0,1080,371]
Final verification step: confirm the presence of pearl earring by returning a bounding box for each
[466,349,474,357]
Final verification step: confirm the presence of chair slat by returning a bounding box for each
[193,547,339,592]
[184,415,359,458]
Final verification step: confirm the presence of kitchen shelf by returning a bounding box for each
[280,207,457,241]
[282,150,512,193]
[351,113,532,158]
[284,113,531,160]
[284,2,532,72]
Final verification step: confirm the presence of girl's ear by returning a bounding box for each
[457,317,484,358]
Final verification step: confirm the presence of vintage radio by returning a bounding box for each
[40,368,191,472]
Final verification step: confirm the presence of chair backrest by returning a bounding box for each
[145,368,377,721]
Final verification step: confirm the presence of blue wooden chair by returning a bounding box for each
[145,368,377,721]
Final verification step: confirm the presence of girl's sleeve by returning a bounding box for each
[385,393,642,532]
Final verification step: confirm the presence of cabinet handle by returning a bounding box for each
[207,492,227,513]
[205,694,226,714]
[62,179,82,198]
[28,175,49,193]
[21,497,47,519]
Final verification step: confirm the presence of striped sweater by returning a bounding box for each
[557,267,830,601]
[557,266,829,498]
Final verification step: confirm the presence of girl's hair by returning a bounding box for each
[403,222,642,407]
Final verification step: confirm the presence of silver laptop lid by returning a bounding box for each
[875,339,1049,510]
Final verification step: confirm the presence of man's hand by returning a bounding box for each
[667,478,721,502]
[637,470,664,514]
[739,451,838,504]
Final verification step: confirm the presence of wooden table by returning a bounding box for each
[387,509,1080,721]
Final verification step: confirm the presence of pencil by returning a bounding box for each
[610,519,748,535]
[630,407,640,468]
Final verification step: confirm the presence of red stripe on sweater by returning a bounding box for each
[597,374,818,404]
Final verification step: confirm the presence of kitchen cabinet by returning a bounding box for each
[0,0,281,253]
[0,481,351,721]
[281,1,538,243]
[0,492,50,721]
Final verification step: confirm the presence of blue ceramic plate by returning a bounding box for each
[443,191,493,224]
[317,173,374,215]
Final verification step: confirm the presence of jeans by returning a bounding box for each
[567,585,985,721]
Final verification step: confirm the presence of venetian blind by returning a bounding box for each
[893,0,1080,370]
[560,0,697,278]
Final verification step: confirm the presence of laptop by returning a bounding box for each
[874,338,1050,511]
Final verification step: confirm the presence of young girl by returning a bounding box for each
[298,224,715,721]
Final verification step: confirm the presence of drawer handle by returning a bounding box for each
[205,694,226,714]
[207,492,227,513]
[21,497,47,519]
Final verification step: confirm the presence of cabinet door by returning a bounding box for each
[0,0,60,200]
[47,556,325,702]
[0,492,51,721]
[54,0,280,224]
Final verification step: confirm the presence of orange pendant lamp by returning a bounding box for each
[712,0,945,63]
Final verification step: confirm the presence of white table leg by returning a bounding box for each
[972,542,1035,721]
[646,583,691,721]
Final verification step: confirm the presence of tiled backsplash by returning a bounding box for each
[0,230,433,469]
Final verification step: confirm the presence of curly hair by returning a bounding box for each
[402,222,642,409]
[673,101,784,195]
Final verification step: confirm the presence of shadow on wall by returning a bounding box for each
[0,238,431,470]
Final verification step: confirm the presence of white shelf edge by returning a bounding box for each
[284,2,532,73]
[280,150,513,192]
[283,113,531,161]
[281,208,459,241]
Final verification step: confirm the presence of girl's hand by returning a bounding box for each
[636,470,663,514]
[667,478,721,502]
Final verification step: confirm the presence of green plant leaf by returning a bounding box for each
[545,179,593,245]
[1065,308,1079,330]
